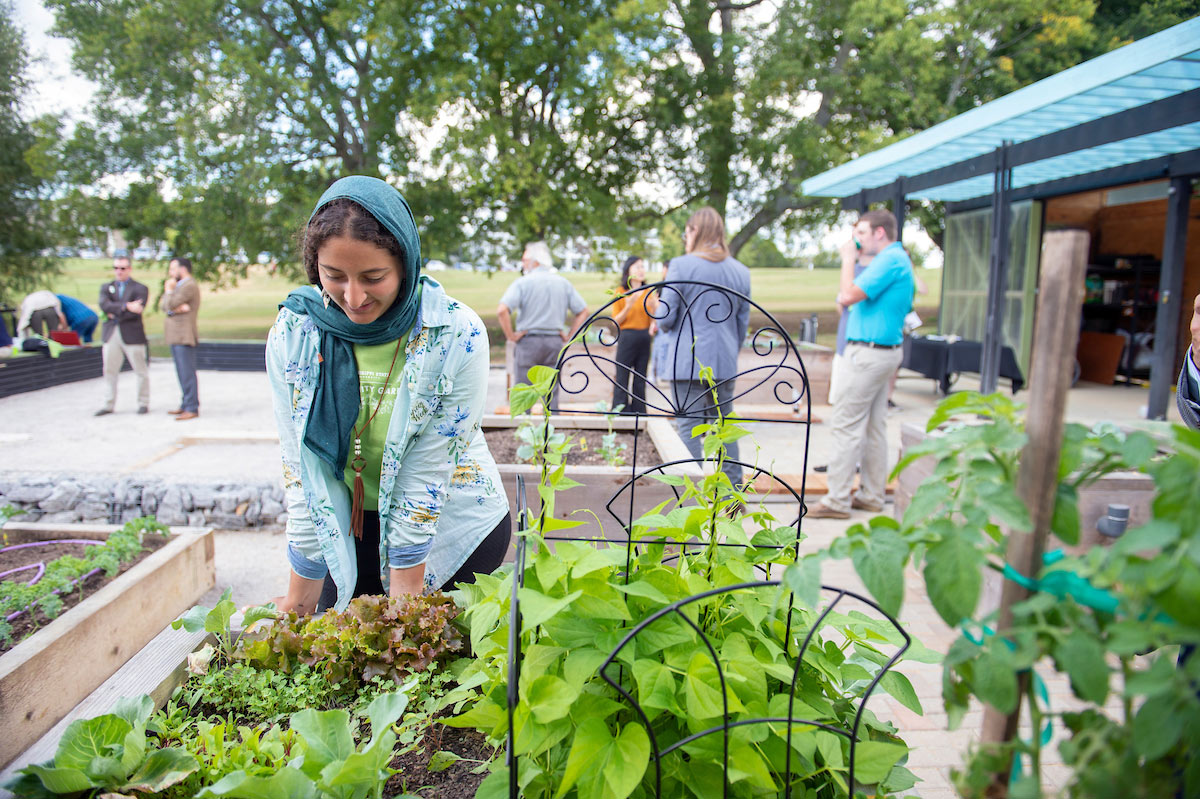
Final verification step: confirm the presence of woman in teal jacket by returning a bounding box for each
[268,176,510,614]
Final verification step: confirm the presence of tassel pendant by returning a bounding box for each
[350,438,365,539]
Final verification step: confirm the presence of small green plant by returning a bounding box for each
[593,400,628,467]
[514,416,568,464]
[171,587,277,668]
[157,719,298,799]
[178,662,342,723]
[0,516,171,647]
[6,695,198,798]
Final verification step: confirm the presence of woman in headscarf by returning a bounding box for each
[267,176,510,614]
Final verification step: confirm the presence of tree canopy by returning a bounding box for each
[38,0,1197,277]
[0,1,58,304]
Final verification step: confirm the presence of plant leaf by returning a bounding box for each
[23,764,98,794]
[527,675,579,724]
[850,526,907,617]
[199,766,318,799]
[879,671,923,715]
[54,715,132,774]
[518,588,583,628]
[852,741,907,784]
[1055,630,1108,704]
[923,535,983,625]
[554,717,610,799]
[120,747,199,793]
[288,709,354,776]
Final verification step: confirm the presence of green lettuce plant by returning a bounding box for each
[6,695,198,798]
[239,592,463,689]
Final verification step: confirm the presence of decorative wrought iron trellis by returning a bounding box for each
[503,280,910,796]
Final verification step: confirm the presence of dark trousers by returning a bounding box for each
[671,379,742,486]
[514,333,564,410]
[612,328,651,414]
[317,511,513,610]
[170,344,199,412]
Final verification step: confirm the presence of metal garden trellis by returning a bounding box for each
[501,281,914,798]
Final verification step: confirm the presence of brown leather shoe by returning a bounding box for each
[175,411,199,421]
[167,408,184,415]
[851,496,884,512]
[807,503,850,520]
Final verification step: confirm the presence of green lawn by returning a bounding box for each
[42,259,942,354]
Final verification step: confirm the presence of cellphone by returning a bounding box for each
[854,239,862,251]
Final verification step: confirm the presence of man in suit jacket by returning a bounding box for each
[658,207,751,486]
[95,254,150,416]
[1179,291,1200,430]
[162,256,201,420]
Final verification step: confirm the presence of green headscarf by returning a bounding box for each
[281,176,423,479]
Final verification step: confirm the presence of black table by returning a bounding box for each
[902,335,1025,395]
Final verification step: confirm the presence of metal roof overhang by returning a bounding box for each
[801,16,1200,205]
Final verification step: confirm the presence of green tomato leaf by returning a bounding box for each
[1049,483,1079,546]
[1133,694,1183,759]
[850,526,907,617]
[973,650,1018,713]
[924,535,983,626]
[1055,630,1109,704]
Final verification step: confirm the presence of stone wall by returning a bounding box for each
[0,473,286,529]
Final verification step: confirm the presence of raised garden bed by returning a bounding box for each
[484,414,694,547]
[0,522,215,769]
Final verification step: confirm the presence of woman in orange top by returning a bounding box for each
[610,256,657,414]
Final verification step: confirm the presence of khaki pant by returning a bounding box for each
[101,329,150,411]
[823,343,903,512]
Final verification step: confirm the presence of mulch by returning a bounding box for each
[385,719,494,799]
[0,534,169,654]
[484,429,661,467]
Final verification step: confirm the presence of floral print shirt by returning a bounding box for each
[267,277,507,610]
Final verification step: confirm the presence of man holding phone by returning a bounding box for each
[810,210,914,519]
[1178,291,1200,430]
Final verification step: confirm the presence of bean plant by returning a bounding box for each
[447,368,927,798]
[801,391,1200,797]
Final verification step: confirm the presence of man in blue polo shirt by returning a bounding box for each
[810,209,914,519]
[1178,291,1199,430]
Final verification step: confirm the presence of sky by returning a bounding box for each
[13,0,97,119]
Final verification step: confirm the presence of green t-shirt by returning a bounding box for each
[344,339,407,511]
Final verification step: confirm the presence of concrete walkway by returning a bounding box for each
[1,355,1182,797]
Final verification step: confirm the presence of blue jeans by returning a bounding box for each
[170,344,199,412]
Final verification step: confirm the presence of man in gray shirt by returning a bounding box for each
[498,241,589,411]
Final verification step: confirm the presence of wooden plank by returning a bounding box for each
[0,624,211,793]
[0,528,215,768]
[979,230,1089,787]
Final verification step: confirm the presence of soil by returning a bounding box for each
[484,428,661,467]
[0,534,170,654]
[385,718,493,799]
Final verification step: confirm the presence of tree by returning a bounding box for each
[641,0,1108,256]
[0,1,58,305]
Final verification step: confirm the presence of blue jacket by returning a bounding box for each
[658,253,751,381]
[267,278,508,609]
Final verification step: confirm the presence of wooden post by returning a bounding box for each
[979,230,1089,791]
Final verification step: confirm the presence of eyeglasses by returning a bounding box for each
[113,266,130,271]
